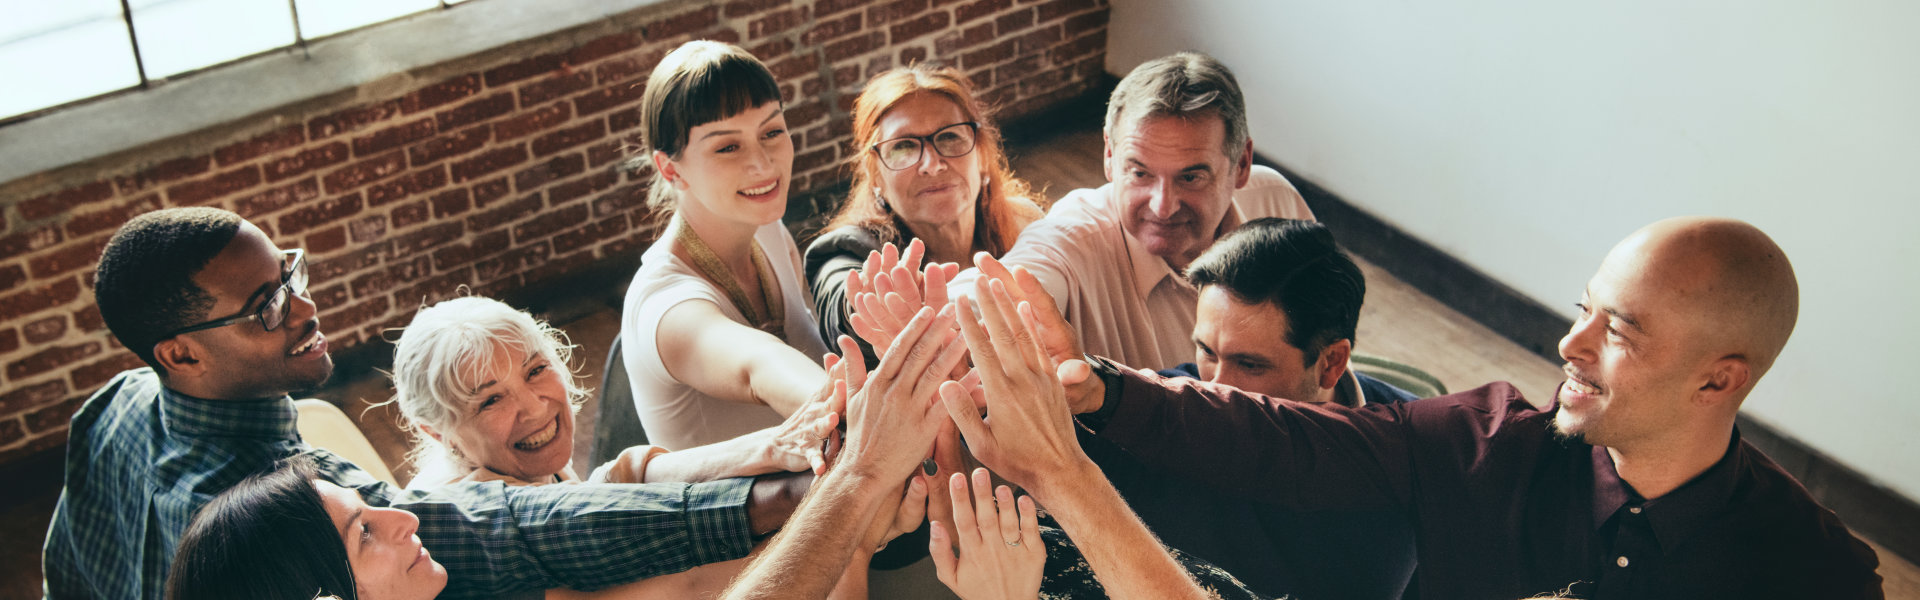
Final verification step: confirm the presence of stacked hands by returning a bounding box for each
[791,238,1097,600]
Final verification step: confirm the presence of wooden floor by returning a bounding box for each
[1,123,1914,599]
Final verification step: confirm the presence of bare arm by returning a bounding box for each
[655,299,827,416]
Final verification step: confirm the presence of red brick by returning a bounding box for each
[608,108,642,133]
[815,0,869,17]
[391,267,475,308]
[708,29,743,45]
[392,200,430,230]
[494,103,572,141]
[308,100,403,140]
[724,0,787,18]
[519,71,595,107]
[1049,29,1105,63]
[450,146,531,183]
[0,278,80,322]
[472,178,513,207]
[751,7,810,40]
[309,242,390,285]
[484,54,564,88]
[365,166,449,207]
[0,429,69,464]
[522,248,596,285]
[592,184,649,219]
[24,396,81,433]
[641,6,719,39]
[572,83,645,117]
[956,0,1012,23]
[0,379,66,418]
[348,215,386,244]
[595,57,647,86]
[71,304,104,333]
[1012,23,1062,54]
[825,32,887,63]
[114,155,212,194]
[795,146,837,174]
[435,93,516,132]
[429,188,472,218]
[769,52,820,81]
[512,153,587,191]
[601,227,662,258]
[1062,9,1105,36]
[278,194,364,236]
[323,296,391,332]
[475,242,553,282]
[901,46,928,66]
[19,180,115,221]
[867,0,928,25]
[408,125,492,167]
[1017,66,1073,97]
[352,118,437,157]
[0,224,62,262]
[349,255,430,299]
[307,226,349,254]
[786,100,829,128]
[568,32,642,64]
[6,341,101,380]
[27,238,105,280]
[749,39,796,62]
[532,121,606,158]
[1036,0,1096,21]
[66,194,163,238]
[166,166,262,205]
[312,283,348,311]
[430,229,510,270]
[962,39,1017,69]
[466,194,543,232]
[21,315,64,344]
[978,83,1016,108]
[552,170,621,205]
[995,8,1035,34]
[512,203,590,244]
[802,12,863,45]
[937,22,996,56]
[391,221,466,257]
[890,11,949,44]
[996,54,1043,83]
[214,125,307,166]
[552,215,628,254]
[233,178,322,219]
[0,419,21,448]
[70,351,145,390]
[401,74,484,114]
[0,265,25,293]
[586,141,628,168]
[322,151,408,194]
[262,142,351,183]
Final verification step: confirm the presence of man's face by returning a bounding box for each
[178,222,332,399]
[1553,247,1706,447]
[1193,286,1324,402]
[1105,114,1250,269]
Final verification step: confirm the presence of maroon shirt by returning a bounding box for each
[1078,364,1883,599]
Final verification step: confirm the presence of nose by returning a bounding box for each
[1146,179,1178,219]
[916,144,948,175]
[744,139,774,177]
[1559,312,1600,365]
[289,286,320,322]
[372,506,421,540]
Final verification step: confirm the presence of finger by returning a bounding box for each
[976,278,1031,380]
[995,484,1020,545]
[837,336,868,397]
[882,242,901,272]
[969,468,998,545]
[891,263,923,307]
[1017,494,1040,554]
[939,380,995,460]
[883,290,917,325]
[903,238,926,272]
[897,475,929,532]
[924,262,953,310]
[870,307,938,390]
[915,324,971,405]
[822,352,841,377]
[928,521,958,585]
[948,472,980,548]
[1014,299,1052,374]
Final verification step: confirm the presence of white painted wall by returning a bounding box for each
[1108,0,1920,500]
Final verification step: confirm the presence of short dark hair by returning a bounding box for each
[1185,218,1365,367]
[167,454,358,600]
[640,40,783,213]
[95,207,244,374]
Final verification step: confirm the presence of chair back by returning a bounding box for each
[294,399,399,485]
[591,337,650,467]
[1350,353,1449,399]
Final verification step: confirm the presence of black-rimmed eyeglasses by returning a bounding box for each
[871,122,978,171]
[162,249,310,338]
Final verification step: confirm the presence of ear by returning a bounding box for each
[1316,339,1352,391]
[1695,355,1752,409]
[1233,135,1255,189]
[1101,131,1116,183]
[652,150,689,191]
[152,338,206,379]
[417,422,446,445]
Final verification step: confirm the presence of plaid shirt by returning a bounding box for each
[42,369,756,600]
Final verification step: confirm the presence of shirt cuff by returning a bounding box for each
[1072,354,1128,432]
[683,478,758,566]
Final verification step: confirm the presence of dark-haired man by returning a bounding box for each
[43,208,805,600]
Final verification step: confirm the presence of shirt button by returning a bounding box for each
[1629,507,1642,514]
[1617,556,1631,568]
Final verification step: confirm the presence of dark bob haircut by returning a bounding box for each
[639,40,783,214]
[1185,218,1366,367]
[167,454,358,600]
[94,207,244,374]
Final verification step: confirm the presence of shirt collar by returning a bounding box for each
[1590,430,1747,554]
[160,386,300,440]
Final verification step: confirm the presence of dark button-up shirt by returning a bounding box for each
[42,368,755,600]
[1078,366,1883,600]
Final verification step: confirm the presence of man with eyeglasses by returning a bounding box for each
[43,208,807,600]
[945,51,1317,371]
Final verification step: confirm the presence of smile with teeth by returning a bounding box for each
[289,329,324,356]
[1564,377,1603,395]
[739,180,778,196]
[513,416,560,451]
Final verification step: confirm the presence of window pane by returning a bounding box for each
[0,0,140,119]
[131,0,295,79]
[294,0,439,39]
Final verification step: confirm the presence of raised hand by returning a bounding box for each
[849,240,961,354]
[938,277,1089,493]
[970,253,1098,413]
[837,305,970,482]
[930,468,1044,600]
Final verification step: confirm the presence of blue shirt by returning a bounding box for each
[42,368,756,600]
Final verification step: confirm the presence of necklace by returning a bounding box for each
[676,218,785,336]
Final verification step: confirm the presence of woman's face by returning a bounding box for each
[661,101,793,228]
[316,480,447,600]
[873,92,983,230]
[437,341,575,481]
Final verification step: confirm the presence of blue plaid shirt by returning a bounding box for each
[41,369,756,600]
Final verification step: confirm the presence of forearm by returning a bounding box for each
[746,345,828,416]
[746,471,813,536]
[724,470,891,600]
[1029,461,1215,600]
[646,431,782,482]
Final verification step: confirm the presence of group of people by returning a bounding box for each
[39,36,1885,600]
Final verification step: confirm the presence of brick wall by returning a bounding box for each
[0,0,1110,467]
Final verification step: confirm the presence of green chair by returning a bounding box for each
[590,337,649,468]
[1350,353,1448,399]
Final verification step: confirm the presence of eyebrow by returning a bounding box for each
[1126,158,1212,174]
[1605,307,1644,333]
[696,107,783,141]
[338,507,365,543]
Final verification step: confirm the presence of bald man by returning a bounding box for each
[1004,217,1883,599]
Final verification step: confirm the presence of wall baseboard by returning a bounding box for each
[1262,155,1920,567]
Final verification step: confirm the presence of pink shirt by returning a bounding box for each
[951,165,1313,370]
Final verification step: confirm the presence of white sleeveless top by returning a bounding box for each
[620,220,830,451]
